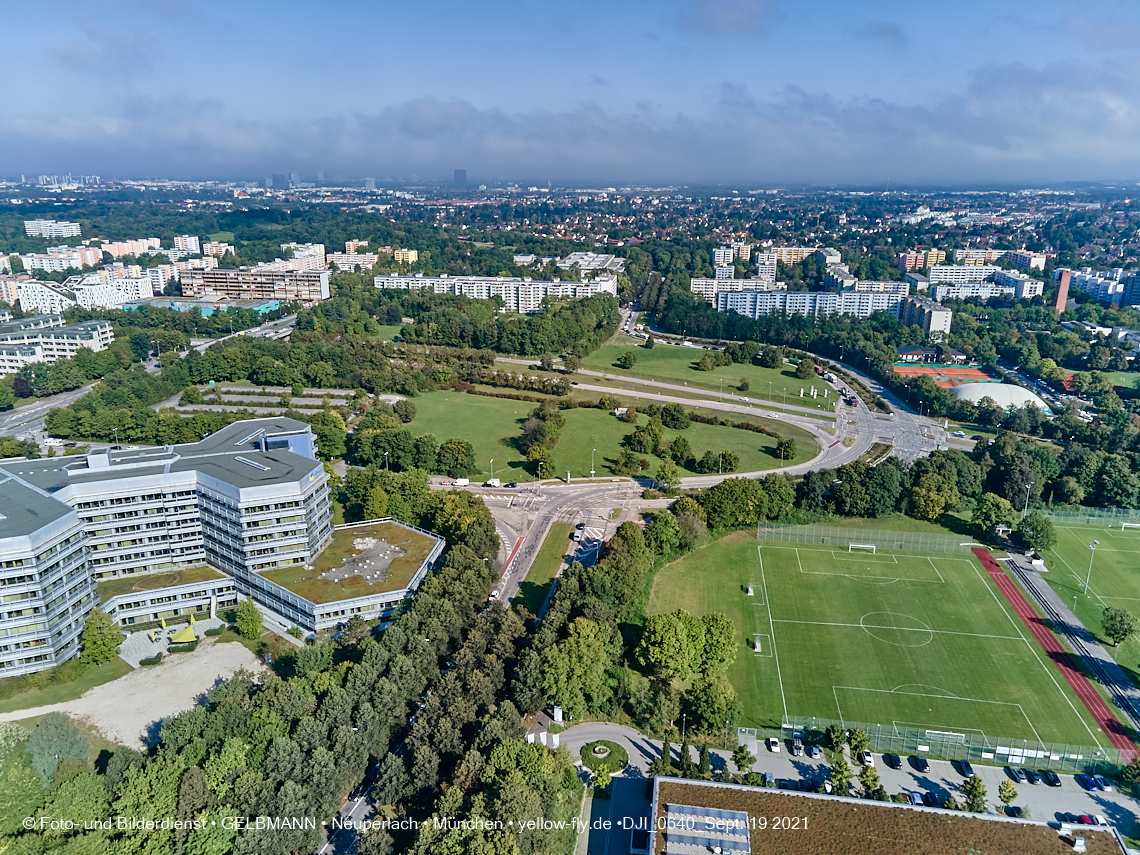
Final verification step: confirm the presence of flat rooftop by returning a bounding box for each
[0,417,321,495]
[653,780,1126,855]
[97,565,226,603]
[261,521,438,604]
[0,475,74,541]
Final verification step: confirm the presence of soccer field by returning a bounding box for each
[647,530,1110,747]
[1045,522,1140,673]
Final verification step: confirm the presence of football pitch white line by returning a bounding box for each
[784,547,947,583]
[832,685,1043,744]
[967,557,1105,749]
[772,618,1024,642]
[1052,528,1110,609]
[757,547,787,718]
[829,551,899,564]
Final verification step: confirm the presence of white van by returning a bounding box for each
[484,478,501,488]
[453,478,470,487]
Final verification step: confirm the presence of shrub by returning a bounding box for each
[168,641,198,654]
[139,653,164,666]
[580,741,629,772]
[25,712,87,783]
[204,627,224,637]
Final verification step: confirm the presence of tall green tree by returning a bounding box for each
[234,598,262,640]
[1017,511,1057,551]
[541,618,613,719]
[80,610,122,665]
[1102,606,1140,647]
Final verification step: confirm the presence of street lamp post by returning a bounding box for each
[783,387,786,405]
[1022,482,1033,520]
[590,448,595,479]
[1084,540,1100,595]
[490,459,494,481]
[769,381,772,401]
[383,451,389,472]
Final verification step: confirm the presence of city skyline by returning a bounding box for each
[4,0,1140,183]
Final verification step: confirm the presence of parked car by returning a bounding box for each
[807,745,822,759]
[1007,766,1028,784]
[857,751,874,767]
[1024,768,1039,785]
[911,756,930,773]
[1006,806,1024,818]
[1078,815,1093,825]
[958,760,975,778]
[1061,812,1080,825]
[883,753,902,769]
[791,737,804,756]
[907,793,924,806]
[1076,773,1099,791]
[922,792,939,807]
[1094,816,1110,827]
[1039,769,1062,787]
[505,482,518,488]
[766,737,780,753]
[1093,774,1113,791]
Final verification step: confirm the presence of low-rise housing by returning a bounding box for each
[557,251,626,273]
[375,272,617,314]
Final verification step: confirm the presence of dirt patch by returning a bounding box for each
[0,639,262,749]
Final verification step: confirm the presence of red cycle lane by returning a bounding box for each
[971,547,1136,759]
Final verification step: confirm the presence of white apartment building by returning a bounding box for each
[927,264,1001,284]
[825,264,858,290]
[19,274,153,313]
[558,251,626,273]
[24,219,82,238]
[1008,250,1047,271]
[731,242,752,261]
[0,314,114,373]
[690,277,782,304]
[899,296,953,341]
[99,238,161,259]
[713,246,734,266]
[20,246,102,272]
[174,235,201,253]
[327,252,379,271]
[714,266,734,280]
[716,289,905,319]
[375,272,617,314]
[953,248,1007,264]
[393,248,419,264]
[17,279,78,314]
[992,269,1045,300]
[754,252,777,281]
[279,243,326,270]
[930,282,1015,302]
[852,281,910,295]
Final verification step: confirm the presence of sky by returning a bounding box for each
[5,0,1140,185]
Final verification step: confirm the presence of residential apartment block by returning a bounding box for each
[18,274,153,314]
[953,248,1007,264]
[203,241,235,257]
[99,238,161,259]
[328,252,378,271]
[769,246,841,265]
[375,272,617,314]
[754,252,777,281]
[897,248,946,272]
[899,295,953,340]
[557,252,626,273]
[992,269,1045,300]
[930,282,1016,302]
[20,246,103,272]
[182,267,330,302]
[173,235,201,253]
[0,419,444,676]
[0,314,113,374]
[690,277,783,304]
[927,265,1001,284]
[393,248,419,264]
[1061,267,1140,307]
[24,219,82,238]
[715,289,951,339]
[713,246,734,266]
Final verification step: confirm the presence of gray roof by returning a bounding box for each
[0,476,75,541]
[0,417,321,496]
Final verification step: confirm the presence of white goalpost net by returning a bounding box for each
[1122,522,1140,531]
[848,543,876,554]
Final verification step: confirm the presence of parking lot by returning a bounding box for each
[739,735,1140,836]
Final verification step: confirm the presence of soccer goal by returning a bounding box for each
[848,543,877,554]
[1122,522,1140,531]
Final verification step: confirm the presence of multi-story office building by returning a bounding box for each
[557,252,626,273]
[375,272,617,314]
[900,296,953,341]
[174,235,201,253]
[0,314,114,373]
[992,269,1044,300]
[754,252,777,281]
[927,265,1001,284]
[24,219,82,238]
[393,248,419,264]
[182,267,330,302]
[0,418,443,674]
[930,282,1016,302]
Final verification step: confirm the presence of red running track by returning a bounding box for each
[971,547,1136,758]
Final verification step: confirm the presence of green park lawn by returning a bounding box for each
[407,391,817,480]
[580,344,832,403]
[207,231,236,242]
[513,523,574,614]
[1043,523,1140,680]
[1106,372,1140,389]
[0,658,133,714]
[374,324,404,341]
[647,527,1109,747]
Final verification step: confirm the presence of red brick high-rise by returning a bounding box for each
[1054,270,1070,313]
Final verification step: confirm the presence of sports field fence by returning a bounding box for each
[755,522,976,554]
[740,716,1129,774]
[1040,506,1140,526]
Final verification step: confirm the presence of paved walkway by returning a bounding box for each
[118,617,225,667]
[1005,554,1140,744]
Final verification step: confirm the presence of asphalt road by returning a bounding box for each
[0,383,95,442]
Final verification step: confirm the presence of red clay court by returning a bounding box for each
[893,364,998,388]
[972,547,1136,759]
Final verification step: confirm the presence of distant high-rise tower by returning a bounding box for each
[1055,270,1070,313]
[270,174,288,189]
[454,169,467,187]
[363,178,376,190]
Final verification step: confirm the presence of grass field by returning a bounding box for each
[0,658,133,714]
[408,391,817,479]
[648,529,1109,746]
[580,344,831,402]
[1107,372,1140,389]
[514,523,573,614]
[207,231,236,242]
[1043,522,1140,680]
[374,323,403,341]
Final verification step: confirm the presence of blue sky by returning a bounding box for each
[5,0,1140,184]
